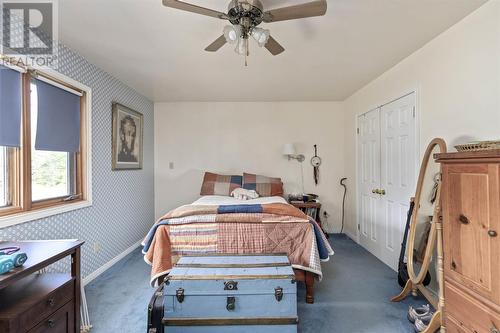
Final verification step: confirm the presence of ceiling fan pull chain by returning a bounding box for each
[245,38,248,66]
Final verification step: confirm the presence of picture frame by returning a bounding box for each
[112,102,143,170]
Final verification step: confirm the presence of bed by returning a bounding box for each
[142,195,333,303]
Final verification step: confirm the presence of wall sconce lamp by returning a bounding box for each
[283,143,305,193]
[283,143,305,162]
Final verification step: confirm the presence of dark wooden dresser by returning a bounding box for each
[0,240,84,333]
[437,150,500,333]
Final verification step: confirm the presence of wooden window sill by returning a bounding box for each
[0,199,92,228]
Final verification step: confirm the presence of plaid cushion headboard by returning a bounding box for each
[200,172,243,196]
[242,173,284,197]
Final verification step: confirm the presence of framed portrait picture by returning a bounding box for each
[112,103,143,170]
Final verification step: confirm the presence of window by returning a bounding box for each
[30,83,76,202]
[0,65,90,224]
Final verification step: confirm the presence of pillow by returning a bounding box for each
[242,173,284,197]
[200,172,243,196]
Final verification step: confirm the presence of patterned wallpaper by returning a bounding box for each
[0,42,155,278]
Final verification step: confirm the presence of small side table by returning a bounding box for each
[289,201,329,238]
[0,240,84,333]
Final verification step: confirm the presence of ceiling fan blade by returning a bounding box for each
[205,35,227,52]
[263,0,327,23]
[265,36,285,56]
[162,0,228,19]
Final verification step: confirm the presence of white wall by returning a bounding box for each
[342,0,500,237]
[154,102,346,232]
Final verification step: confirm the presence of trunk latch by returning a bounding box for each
[226,296,236,311]
[224,281,238,290]
[275,287,283,302]
[176,288,185,303]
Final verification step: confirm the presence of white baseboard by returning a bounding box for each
[82,239,142,286]
[343,229,358,243]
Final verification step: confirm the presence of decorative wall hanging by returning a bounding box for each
[311,144,322,185]
[112,103,143,170]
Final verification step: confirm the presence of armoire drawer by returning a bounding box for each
[445,282,500,333]
[446,315,474,333]
[442,163,500,304]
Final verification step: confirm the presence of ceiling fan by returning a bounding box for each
[162,0,327,61]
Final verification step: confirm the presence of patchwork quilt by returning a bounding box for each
[142,203,334,286]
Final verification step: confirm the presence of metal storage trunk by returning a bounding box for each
[163,254,298,333]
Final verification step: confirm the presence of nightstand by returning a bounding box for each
[289,201,329,238]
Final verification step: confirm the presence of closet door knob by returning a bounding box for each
[372,189,377,194]
[380,189,386,195]
[488,230,498,238]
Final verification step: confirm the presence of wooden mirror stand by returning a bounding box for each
[391,138,447,333]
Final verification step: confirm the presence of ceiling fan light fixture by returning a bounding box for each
[223,25,241,44]
[164,0,329,59]
[234,36,248,55]
[251,27,270,47]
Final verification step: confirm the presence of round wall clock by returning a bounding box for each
[311,156,322,167]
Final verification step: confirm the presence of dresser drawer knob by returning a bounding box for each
[458,214,470,225]
[47,298,55,306]
[488,230,498,237]
[47,319,55,328]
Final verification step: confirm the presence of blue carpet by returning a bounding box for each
[85,234,425,332]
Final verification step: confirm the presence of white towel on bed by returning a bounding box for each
[192,195,287,206]
[230,188,259,201]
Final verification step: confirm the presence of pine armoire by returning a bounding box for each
[437,149,500,333]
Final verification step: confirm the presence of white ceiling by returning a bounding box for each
[59,0,487,102]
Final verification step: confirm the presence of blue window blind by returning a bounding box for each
[0,66,22,147]
[35,79,81,152]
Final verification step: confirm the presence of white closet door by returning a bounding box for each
[357,93,417,271]
[379,93,417,270]
[358,108,381,258]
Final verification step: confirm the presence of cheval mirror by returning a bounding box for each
[392,138,447,333]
